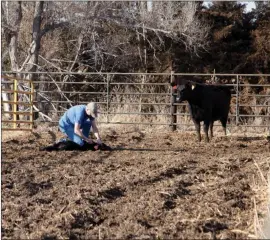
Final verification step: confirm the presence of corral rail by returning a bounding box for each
[1,71,270,132]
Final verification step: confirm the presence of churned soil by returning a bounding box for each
[2,128,270,239]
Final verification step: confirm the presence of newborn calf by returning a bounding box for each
[40,139,112,151]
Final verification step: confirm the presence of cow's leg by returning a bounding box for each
[193,120,201,142]
[220,118,227,136]
[210,121,214,139]
[203,120,210,142]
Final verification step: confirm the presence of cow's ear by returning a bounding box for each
[191,84,195,90]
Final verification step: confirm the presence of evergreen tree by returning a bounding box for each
[200,1,253,73]
[247,2,270,73]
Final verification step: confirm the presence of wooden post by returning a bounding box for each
[170,71,177,131]
[13,78,18,129]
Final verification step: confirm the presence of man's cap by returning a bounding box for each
[86,102,98,118]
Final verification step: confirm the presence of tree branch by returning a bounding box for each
[38,55,66,72]
[40,21,69,38]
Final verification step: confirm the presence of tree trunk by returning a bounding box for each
[25,1,43,78]
[1,82,11,119]
[24,1,44,117]
[4,1,22,72]
[2,2,22,121]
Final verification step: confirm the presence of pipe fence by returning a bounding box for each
[1,75,34,131]
[1,71,270,132]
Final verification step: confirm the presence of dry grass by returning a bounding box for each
[1,130,32,142]
[258,175,270,239]
[2,128,270,239]
[248,154,270,239]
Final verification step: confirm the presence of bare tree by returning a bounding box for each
[1,1,210,120]
[68,1,209,73]
[1,1,69,120]
[2,1,209,74]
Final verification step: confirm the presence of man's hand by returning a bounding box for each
[92,120,102,145]
[96,139,102,145]
[85,138,93,144]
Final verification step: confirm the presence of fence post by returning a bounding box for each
[13,78,18,129]
[170,71,177,131]
[106,74,110,123]
[30,80,34,130]
[236,75,240,125]
[139,74,146,122]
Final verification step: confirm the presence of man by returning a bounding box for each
[59,102,102,147]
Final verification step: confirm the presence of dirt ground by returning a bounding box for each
[2,127,270,239]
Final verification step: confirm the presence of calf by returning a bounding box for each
[172,79,231,142]
[40,140,112,151]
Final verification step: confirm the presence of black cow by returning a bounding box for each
[40,140,112,151]
[172,79,231,142]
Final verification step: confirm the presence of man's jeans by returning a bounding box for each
[59,121,91,146]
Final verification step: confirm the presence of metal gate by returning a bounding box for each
[1,75,34,131]
[1,71,270,132]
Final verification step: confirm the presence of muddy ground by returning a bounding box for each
[2,128,270,239]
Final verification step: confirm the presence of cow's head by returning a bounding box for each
[171,78,195,103]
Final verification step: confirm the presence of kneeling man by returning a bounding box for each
[59,102,102,146]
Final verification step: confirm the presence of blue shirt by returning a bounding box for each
[59,105,94,128]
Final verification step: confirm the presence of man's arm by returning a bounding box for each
[74,123,93,143]
[91,120,102,144]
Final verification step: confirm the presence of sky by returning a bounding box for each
[243,1,256,12]
[203,1,256,12]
